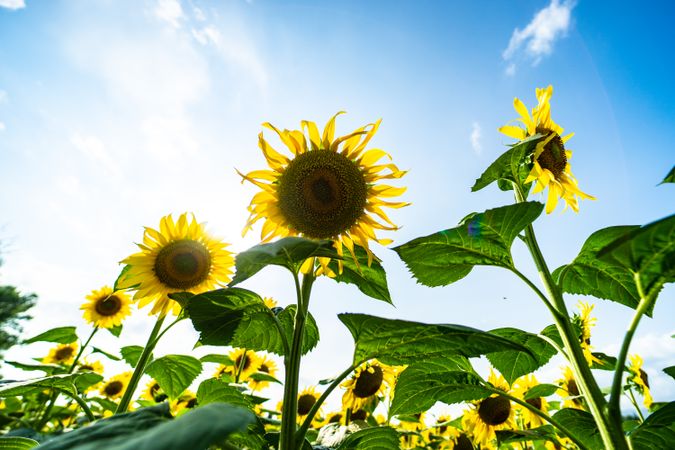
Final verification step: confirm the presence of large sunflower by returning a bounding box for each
[499,85,594,213]
[512,374,550,428]
[81,286,132,329]
[628,354,653,409]
[462,370,516,448]
[341,359,395,411]
[239,112,408,272]
[118,212,234,316]
[42,342,78,366]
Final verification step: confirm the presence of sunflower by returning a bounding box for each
[297,386,322,422]
[499,85,594,213]
[248,354,278,391]
[76,358,104,374]
[263,297,278,309]
[341,359,396,411]
[398,412,427,449]
[100,372,132,400]
[439,433,476,450]
[462,370,516,448]
[42,342,78,365]
[512,374,550,428]
[170,391,197,416]
[214,348,262,382]
[143,379,167,402]
[80,286,132,329]
[557,366,584,409]
[628,354,653,409]
[573,301,601,366]
[239,112,408,273]
[118,213,234,316]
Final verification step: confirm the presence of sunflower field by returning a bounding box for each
[1,82,673,450]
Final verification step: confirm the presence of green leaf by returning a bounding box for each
[523,384,559,400]
[390,361,490,416]
[107,324,123,338]
[630,401,675,450]
[248,372,282,384]
[0,373,103,397]
[336,426,400,449]
[144,355,202,400]
[0,437,40,450]
[472,134,543,192]
[393,202,543,287]
[199,354,234,365]
[229,237,339,285]
[486,328,557,385]
[196,379,251,407]
[91,346,122,361]
[339,313,529,366]
[327,244,392,304]
[4,361,63,375]
[663,366,675,381]
[659,165,675,185]
[113,265,137,292]
[278,305,320,355]
[23,326,77,344]
[120,345,145,367]
[167,292,194,308]
[496,425,557,445]
[590,352,618,371]
[552,408,604,450]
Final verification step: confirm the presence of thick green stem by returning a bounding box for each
[608,274,657,428]
[62,390,96,422]
[296,364,357,443]
[279,268,315,450]
[115,314,166,414]
[513,183,627,449]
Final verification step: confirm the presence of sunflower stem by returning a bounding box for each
[608,274,657,430]
[280,267,315,450]
[626,388,645,423]
[115,314,166,414]
[512,182,628,450]
[296,363,357,443]
[60,389,95,423]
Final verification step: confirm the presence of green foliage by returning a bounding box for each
[196,379,250,407]
[0,373,102,398]
[495,426,557,446]
[339,313,529,366]
[663,366,675,381]
[659,165,675,185]
[327,244,392,303]
[0,286,36,356]
[523,384,559,399]
[107,324,123,338]
[120,345,145,367]
[486,328,557,385]
[278,305,320,355]
[630,401,675,450]
[113,265,136,292]
[144,355,202,400]
[471,134,542,192]
[0,437,39,450]
[23,326,76,345]
[4,361,62,375]
[336,426,400,449]
[393,202,543,286]
[230,237,339,284]
[552,408,604,450]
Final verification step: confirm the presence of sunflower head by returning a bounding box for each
[143,379,167,402]
[81,286,132,329]
[628,354,653,408]
[341,359,395,411]
[100,372,132,400]
[297,385,322,420]
[557,366,584,409]
[170,391,197,416]
[462,370,515,448]
[76,359,104,374]
[43,342,79,365]
[247,354,278,391]
[118,213,234,316]
[214,348,262,382]
[573,301,601,366]
[499,85,595,213]
[512,374,549,428]
[239,112,408,273]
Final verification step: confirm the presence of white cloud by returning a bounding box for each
[0,0,25,10]
[70,133,121,177]
[154,0,184,28]
[141,115,198,161]
[505,63,516,77]
[503,0,575,73]
[0,121,5,131]
[470,122,482,155]
[0,89,8,103]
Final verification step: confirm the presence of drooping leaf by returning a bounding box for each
[0,373,102,397]
[107,324,123,338]
[327,244,392,304]
[393,202,543,287]
[339,313,529,366]
[120,346,145,367]
[0,437,40,449]
[113,265,137,292]
[523,384,559,400]
[590,352,618,371]
[486,328,557,385]
[248,372,282,384]
[145,355,202,400]
[4,361,63,375]
[472,134,543,192]
[199,354,234,365]
[659,165,675,185]
[229,237,339,285]
[390,361,490,416]
[552,408,603,450]
[91,347,122,361]
[23,327,77,345]
[631,401,675,450]
[336,426,400,449]
[663,366,675,381]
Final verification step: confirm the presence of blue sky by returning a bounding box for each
[1,0,673,415]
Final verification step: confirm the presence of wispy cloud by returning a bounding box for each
[503,0,575,74]
[70,133,121,177]
[0,121,5,132]
[470,122,482,155]
[153,0,184,29]
[0,0,25,10]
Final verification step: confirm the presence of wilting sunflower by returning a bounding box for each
[462,370,516,448]
[214,348,262,382]
[239,112,408,272]
[100,372,132,400]
[248,354,278,391]
[297,385,322,422]
[143,379,167,402]
[341,359,395,411]
[573,301,601,366]
[499,85,594,213]
[81,286,132,329]
[118,212,234,316]
[628,354,653,409]
[557,366,584,409]
[512,374,550,428]
[42,342,78,365]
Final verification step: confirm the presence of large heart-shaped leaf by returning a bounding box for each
[144,355,202,400]
[486,328,557,385]
[328,244,392,304]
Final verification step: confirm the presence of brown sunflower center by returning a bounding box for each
[78,364,94,372]
[567,379,580,397]
[104,381,124,397]
[259,363,270,374]
[455,433,474,450]
[534,127,567,179]
[353,365,384,398]
[277,149,368,239]
[154,239,211,290]
[328,413,342,423]
[351,409,368,421]
[55,346,75,361]
[639,369,650,388]
[526,397,543,410]
[478,395,511,426]
[235,354,251,372]
[95,295,122,317]
[297,393,317,416]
